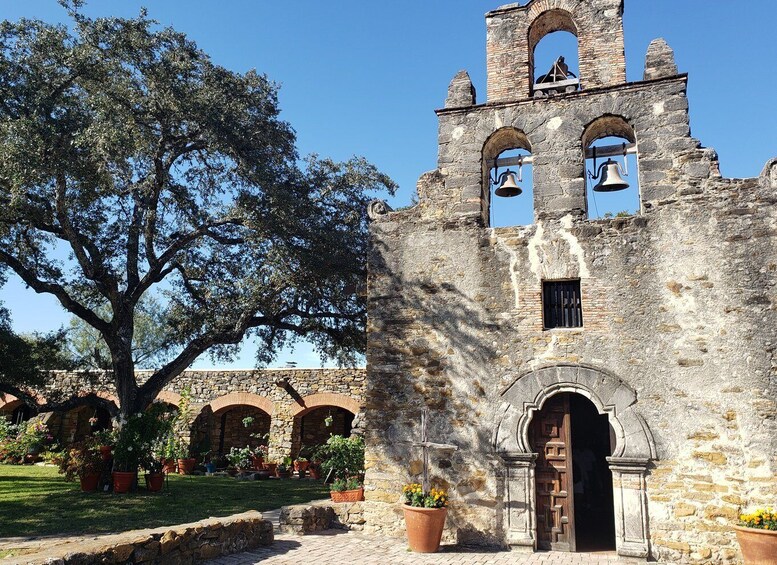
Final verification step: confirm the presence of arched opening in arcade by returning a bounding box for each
[528,392,615,553]
[49,404,113,444]
[206,404,271,457]
[294,406,355,458]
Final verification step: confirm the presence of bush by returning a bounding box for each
[0,419,54,463]
[54,439,102,481]
[315,435,364,482]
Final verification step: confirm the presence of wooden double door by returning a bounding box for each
[532,393,616,552]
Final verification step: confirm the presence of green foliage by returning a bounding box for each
[0,419,54,463]
[68,295,173,370]
[0,320,74,391]
[330,476,361,492]
[0,6,395,416]
[0,465,329,537]
[315,435,364,481]
[113,403,174,471]
[225,446,253,469]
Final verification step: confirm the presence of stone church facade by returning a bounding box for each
[363,1,777,563]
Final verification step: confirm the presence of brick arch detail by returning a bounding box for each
[0,397,22,412]
[290,393,361,418]
[155,390,183,407]
[208,392,274,416]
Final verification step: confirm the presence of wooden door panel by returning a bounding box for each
[532,394,576,551]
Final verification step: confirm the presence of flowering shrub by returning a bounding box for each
[402,483,449,508]
[54,439,103,481]
[0,419,54,463]
[113,404,174,472]
[226,446,253,469]
[740,508,776,530]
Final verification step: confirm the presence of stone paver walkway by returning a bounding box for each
[206,530,642,565]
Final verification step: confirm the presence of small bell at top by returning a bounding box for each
[495,171,522,198]
[593,159,630,192]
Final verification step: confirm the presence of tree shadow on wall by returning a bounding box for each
[366,231,506,546]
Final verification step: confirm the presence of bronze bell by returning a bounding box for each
[495,171,522,198]
[593,159,630,192]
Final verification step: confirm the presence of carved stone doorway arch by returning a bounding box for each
[493,365,656,559]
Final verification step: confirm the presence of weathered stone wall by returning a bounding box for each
[365,1,777,562]
[0,512,273,564]
[367,162,777,563]
[2,368,366,463]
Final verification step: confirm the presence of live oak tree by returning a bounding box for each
[0,5,395,417]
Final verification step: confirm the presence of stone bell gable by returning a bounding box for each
[364,1,777,563]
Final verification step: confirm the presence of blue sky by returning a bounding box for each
[1,1,775,368]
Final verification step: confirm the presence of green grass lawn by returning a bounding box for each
[0,465,329,538]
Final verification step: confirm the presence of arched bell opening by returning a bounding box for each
[482,128,534,228]
[582,116,641,220]
[528,392,616,553]
[529,10,580,97]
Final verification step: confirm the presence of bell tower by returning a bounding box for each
[487,0,626,102]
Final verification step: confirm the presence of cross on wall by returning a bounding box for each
[412,407,458,493]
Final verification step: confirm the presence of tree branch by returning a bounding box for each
[0,249,110,334]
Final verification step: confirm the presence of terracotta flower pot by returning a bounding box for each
[330,487,364,503]
[177,458,196,475]
[293,460,309,472]
[99,445,113,461]
[112,471,136,493]
[145,473,165,492]
[161,458,177,474]
[263,463,277,475]
[734,525,777,564]
[251,455,264,470]
[309,467,321,480]
[403,505,447,553]
[79,472,100,492]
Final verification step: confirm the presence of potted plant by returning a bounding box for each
[330,476,364,502]
[735,508,777,564]
[293,456,309,473]
[226,446,253,473]
[251,445,268,470]
[142,457,165,492]
[159,434,178,473]
[316,435,365,498]
[93,428,116,461]
[55,439,103,492]
[112,425,141,493]
[402,483,449,553]
[201,450,216,474]
[308,459,322,480]
[112,404,173,493]
[276,456,292,478]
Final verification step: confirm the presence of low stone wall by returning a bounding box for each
[1,512,273,565]
[279,501,366,534]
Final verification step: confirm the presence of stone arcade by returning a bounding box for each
[363,1,777,563]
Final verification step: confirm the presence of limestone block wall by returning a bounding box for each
[365,159,777,562]
[2,368,366,463]
[436,76,710,225]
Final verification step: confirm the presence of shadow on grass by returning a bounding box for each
[0,466,328,538]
